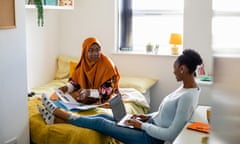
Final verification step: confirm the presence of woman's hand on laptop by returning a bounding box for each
[125,118,142,129]
[125,114,151,129]
[131,114,151,122]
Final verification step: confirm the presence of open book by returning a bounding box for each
[54,89,100,111]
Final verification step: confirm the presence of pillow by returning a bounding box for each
[69,61,78,78]
[119,76,158,93]
[55,56,79,80]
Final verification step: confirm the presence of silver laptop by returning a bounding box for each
[109,94,133,128]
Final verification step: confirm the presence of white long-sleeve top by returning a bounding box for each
[141,86,200,143]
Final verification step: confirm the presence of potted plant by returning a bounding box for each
[154,44,159,54]
[146,42,153,53]
[28,0,44,26]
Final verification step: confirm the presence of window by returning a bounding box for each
[212,0,240,53]
[118,0,183,53]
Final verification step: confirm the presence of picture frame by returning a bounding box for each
[0,0,16,29]
[196,64,208,78]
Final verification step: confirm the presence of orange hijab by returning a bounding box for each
[71,37,120,90]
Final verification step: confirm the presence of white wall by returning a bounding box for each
[26,8,60,89]
[0,0,29,143]
[58,0,117,57]
[184,0,213,74]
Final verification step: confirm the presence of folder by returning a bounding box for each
[187,122,210,133]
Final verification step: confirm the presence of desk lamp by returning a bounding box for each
[169,33,182,55]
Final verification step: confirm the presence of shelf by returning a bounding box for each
[25,4,73,10]
[195,77,212,85]
[25,0,74,10]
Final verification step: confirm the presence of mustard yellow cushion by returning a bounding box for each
[119,76,158,93]
[55,56,79,80]
[69,61,78,78]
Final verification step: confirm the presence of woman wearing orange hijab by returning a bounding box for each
[51,37,120,104]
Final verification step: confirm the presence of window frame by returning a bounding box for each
[212,4,240,54]
[118,0,183,53]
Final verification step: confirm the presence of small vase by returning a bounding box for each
[154,48,159,54]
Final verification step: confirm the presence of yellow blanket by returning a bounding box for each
[29,77,150,144]
[29,97,147,144]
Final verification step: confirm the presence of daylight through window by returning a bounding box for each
[118,0,183,53]
[212,0,240,53]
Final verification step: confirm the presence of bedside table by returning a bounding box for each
[196,78,212,106]
[173,105,211,144]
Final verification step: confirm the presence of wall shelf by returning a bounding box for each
[25,4,74,10]
[25,0,74,10]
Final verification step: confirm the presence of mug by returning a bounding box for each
[206,108,211,123]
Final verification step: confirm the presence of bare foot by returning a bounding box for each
[50,93,60,101]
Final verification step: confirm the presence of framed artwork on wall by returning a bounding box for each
[0,0,16,29]
[196,64,208,78]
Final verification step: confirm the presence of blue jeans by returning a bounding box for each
[68,114,164,144]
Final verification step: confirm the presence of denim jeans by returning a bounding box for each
[68,114,164,144]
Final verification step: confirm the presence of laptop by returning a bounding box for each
[109,94,133,128]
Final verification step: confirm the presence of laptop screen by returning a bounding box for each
[109,94,126,122]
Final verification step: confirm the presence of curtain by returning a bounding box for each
[119,0,132,50]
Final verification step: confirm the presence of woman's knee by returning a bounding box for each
[95,114,114,120]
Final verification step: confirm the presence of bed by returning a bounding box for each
[28,55,157,144]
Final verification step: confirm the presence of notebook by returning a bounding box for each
[54,89,100,111]
[187,122,210,133]
[109,94,133,128]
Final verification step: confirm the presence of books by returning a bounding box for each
[57,101,99,111]
[54,89,100,111]
[187,122,210,133]
[55,89,79,104]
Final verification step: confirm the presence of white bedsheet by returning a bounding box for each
[120,88,150,109]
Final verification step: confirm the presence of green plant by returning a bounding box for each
[146,42,153,53]
[146,42,153,47]
[28,0,44,26]
[154,44,160,54]
[34,0,44,26]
